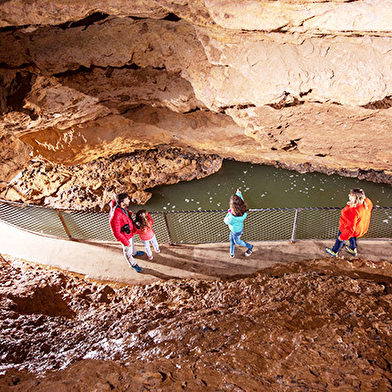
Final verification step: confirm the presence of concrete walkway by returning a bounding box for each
[0,220,391,285]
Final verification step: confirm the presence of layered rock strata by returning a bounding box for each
[0,0,391,207]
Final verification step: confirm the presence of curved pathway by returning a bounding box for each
[0,221,391,285]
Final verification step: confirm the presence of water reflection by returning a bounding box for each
[143,160,392,211]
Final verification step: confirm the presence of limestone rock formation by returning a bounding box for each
[1,149,222,210]
[0,129,31,187]
[0,0,391,208]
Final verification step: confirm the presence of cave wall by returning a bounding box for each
[0,0,391,207]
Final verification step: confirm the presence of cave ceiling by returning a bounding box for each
[0,0,392,208]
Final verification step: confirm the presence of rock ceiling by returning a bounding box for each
[0,0,392,208]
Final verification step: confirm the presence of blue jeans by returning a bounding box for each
[230,230,252,255]
[332,230,357,253]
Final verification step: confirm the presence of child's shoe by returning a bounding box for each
[230,254,234,258]
[344,246,357,256]
[156,249,161,253]
[148,255,153,260]
[325,247,337,257]
[245,246,253,257]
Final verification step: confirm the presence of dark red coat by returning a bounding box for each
[109,199,136,246]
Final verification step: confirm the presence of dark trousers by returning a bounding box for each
[332,230,357,253]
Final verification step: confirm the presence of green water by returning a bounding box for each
[143,160,392,212]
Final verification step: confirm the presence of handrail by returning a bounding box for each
[0,199,391,244]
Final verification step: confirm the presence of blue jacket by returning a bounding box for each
[224,191,248,233]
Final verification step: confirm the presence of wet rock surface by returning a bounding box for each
[1,254,392,391]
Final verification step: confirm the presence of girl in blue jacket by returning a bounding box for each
[224,188,253,258]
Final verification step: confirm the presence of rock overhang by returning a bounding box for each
[0,0,391,209]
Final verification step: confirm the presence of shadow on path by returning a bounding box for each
[0,219,390,284]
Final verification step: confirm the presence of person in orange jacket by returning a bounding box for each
[109,193,145,273]
[326,188,373,257]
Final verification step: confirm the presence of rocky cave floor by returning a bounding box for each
[0,254,392,391]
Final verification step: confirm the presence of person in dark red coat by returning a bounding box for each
[109,193,145,273]
[326,188,373,257]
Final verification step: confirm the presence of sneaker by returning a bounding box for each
[156,249,161,253]
[148,255,153,260]
[230,254,234,258]
[131,264,143,273]
[325,247,337,257]
[245,246,253,257]
[344,246,357,256]
[134,251,145,257]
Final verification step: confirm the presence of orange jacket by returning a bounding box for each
[339,197,373,240]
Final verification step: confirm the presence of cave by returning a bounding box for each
[0,0,391,210]
[0,1,392,391]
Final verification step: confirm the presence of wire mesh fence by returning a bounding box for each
[0,200,391,244]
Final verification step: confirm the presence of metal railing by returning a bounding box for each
[0,200,391,244]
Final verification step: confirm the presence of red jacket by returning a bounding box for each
[339,197,373,240]
[136,213,155,241]
[109,200,136,246]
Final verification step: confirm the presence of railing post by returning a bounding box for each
[56,210,73,239]
[291,208,300,243]
[163,212,175,245]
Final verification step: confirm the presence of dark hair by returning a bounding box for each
[230,194,247,216]
[115,193,129,205]
[135,209,150,230]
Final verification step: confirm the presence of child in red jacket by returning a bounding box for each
[135,209,161,260]
[326,188,373,257]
